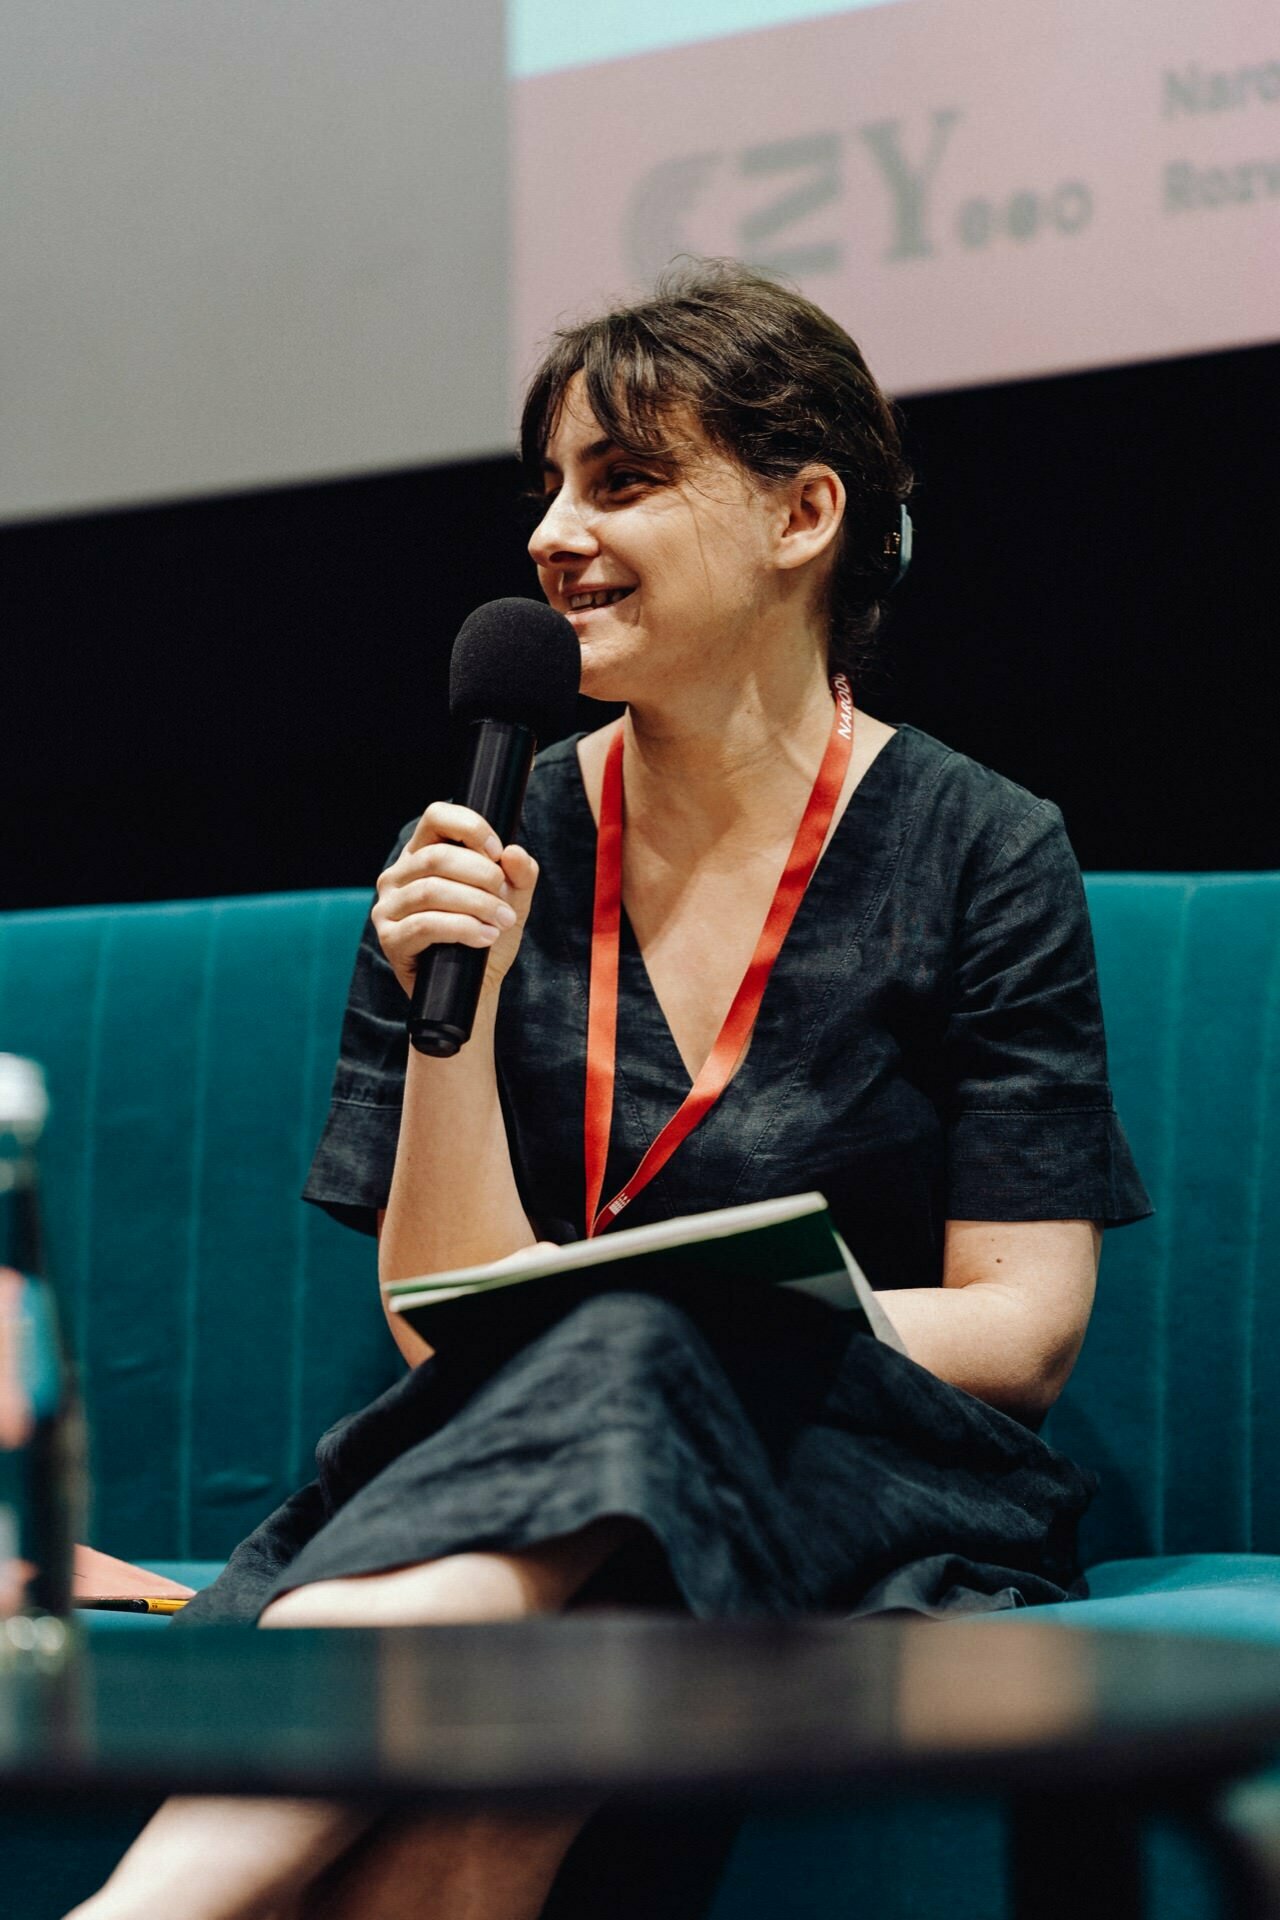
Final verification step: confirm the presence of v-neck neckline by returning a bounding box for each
[568,721,909,1095]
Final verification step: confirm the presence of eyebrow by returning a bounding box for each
[539,436,617,477]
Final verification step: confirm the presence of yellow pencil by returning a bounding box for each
[76,1595,190,1614]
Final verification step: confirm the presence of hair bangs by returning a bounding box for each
[520,313,701,481]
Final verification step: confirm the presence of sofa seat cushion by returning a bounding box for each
[1033,1555,1280,1640]
[75,1559,225,1631]
[75,1555,1280,1636]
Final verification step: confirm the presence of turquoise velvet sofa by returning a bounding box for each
[1,873,1277,1917]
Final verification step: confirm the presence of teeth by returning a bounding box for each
[568,588,631,611]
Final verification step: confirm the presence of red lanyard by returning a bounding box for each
[584,675,855,1237]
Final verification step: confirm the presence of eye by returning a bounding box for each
[602,467,655,496]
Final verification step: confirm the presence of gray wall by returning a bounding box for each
[1,0,509,520]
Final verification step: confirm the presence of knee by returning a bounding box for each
[259,1521,642,1631]
[257,1551,568,1630]
[259,1580,358,1629]
[259,1573,435,1628]
[560,1289,696,1368]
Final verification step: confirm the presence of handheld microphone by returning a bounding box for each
[409,598,580,1057]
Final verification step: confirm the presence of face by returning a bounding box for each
[528,374,789,706]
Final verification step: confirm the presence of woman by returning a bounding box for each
[70,261,1150,1920]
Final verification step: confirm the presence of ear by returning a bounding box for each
[773,466,846,574]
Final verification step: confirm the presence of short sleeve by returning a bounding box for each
[301,824,415,1236]
[943,800,1152,1225]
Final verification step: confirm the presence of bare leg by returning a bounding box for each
[63,1797,371,1920]
[259,1515,632,1628]
[63,1517,638,1920]
[301,1806,591,1920]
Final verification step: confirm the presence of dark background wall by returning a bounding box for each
[6,336,1276,912]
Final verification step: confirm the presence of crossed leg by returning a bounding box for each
[64,1516,636,1920]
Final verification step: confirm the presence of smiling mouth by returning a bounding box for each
[566,587,635,612]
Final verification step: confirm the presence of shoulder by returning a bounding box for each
[890,724,1074,888]
[871,726,1085,942]
[892,724,1054,832]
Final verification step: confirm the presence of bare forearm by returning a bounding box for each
[873,1281,1083,1421]
[873,1220,1099,1421]
[379,998,535,1287]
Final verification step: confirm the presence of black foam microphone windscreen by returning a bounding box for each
[449,596,581,738]
[409,598,580,1057]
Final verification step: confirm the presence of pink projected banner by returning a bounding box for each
[513,0,1279,401]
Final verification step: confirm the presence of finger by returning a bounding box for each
[395,842,511,897]
[498,845,540,894]
[387,911,505,954]
[392,877,518,930]
[407,801,503,858]
[486,1240,559,1270]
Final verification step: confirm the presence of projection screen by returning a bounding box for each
[512,0,1280,399]
[3,0,1275,521]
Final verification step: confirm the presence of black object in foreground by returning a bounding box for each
[0,1054,86,1623]
[409,598,579,1057]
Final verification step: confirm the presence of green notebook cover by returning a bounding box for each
[382,1192,894,1345]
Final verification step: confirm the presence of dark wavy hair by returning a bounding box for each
[519,259,914,678]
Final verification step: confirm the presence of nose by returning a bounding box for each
[528,489,599,570]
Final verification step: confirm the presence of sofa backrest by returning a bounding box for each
[0,889,395,1560]
[1045,873,1280,1568]
[1,874,1277,1569]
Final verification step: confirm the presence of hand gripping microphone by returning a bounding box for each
[409,598,580,1057]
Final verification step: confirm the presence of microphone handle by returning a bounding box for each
[408,720,537,1057]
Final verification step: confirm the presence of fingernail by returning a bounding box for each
[478,924,501,943]
[485,833,502,858]
[495,903,517,928]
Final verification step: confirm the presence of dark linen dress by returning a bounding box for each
[181,724,1151,1627]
